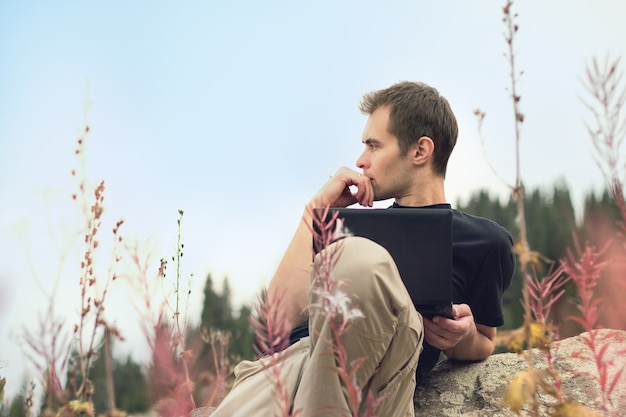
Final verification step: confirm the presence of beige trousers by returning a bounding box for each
[210,237,423,417]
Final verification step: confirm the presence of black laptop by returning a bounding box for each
[312,207,454,319]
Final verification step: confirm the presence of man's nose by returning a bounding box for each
[356,152,368,169]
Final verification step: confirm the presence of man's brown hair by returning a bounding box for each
[359,81,458,177]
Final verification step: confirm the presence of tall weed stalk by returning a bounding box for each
[146,210,198,417]
[480,1,626,415]
[20,112,127,417]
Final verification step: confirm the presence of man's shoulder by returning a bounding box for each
[451,209,513,247]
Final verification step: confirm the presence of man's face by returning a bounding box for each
[356,106,414,201]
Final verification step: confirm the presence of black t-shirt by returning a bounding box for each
[288,203,515,384]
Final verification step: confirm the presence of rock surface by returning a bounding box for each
[414,330,626,416]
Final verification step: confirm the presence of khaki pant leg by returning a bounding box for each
[293,236,423,417]
[208,338,311,417]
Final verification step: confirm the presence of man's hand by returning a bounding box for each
[423,303,496,361]
[423,304,475,351]
[310,167,374,208]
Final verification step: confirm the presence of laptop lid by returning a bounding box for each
[313,207,454,319]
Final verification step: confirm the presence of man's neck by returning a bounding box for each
[394,196,447,207]
[394,177,447,207]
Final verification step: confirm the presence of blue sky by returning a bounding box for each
[1,0,625,399]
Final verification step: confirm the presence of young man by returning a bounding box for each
[211,81,514,416]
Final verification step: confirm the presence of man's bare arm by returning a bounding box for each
[266,168,374,330]
[266,208,315,330]
[443,323,495,361]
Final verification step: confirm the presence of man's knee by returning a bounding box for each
[315,236,407,310]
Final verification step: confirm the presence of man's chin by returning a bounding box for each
[373,190,390,201]
[371,185,395,203]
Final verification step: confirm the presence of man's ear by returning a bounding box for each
[409,136,435,166]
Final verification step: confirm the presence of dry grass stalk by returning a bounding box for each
[19,115,126,417]
[146,210,198,417]
[71,122,126,416]
[480,2,626,416]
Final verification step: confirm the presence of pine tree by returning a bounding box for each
[79,335,150,415]
[200,274,229,332]
[230,305,254,361]
[114,357,150,414]
[3,380,28,417]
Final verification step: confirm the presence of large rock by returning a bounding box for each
[414,329,626,416]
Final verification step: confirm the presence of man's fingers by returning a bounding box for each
[453,303,472,318]
[356,175,374,207]
[317,167,374,208]
[423,317,436,331]
[424,326,453,350]
[348,173,372,207]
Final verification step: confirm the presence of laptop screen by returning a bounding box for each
[312,207,453,319]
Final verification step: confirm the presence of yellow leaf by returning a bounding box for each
[0,377,5,404]
[495,326,526,353]
[507,327,526,353]
[503,369,547,413]
[68,400,95,417]
[496,322,555,353]
[529,322,554,352]
[512,240,549,269]
[550,400,602,417]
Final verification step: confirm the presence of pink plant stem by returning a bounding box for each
[329,313,359,416]
[265,299,291,417]
[562,242,619,416]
